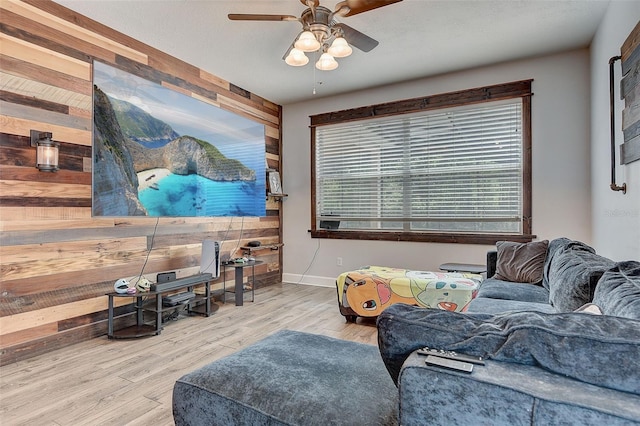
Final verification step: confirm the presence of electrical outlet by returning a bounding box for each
[337,257,343,266]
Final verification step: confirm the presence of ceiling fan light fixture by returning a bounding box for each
[316,52,338,71]
[285,48,309,66]
[294,31,321,52]
[327,37,352,58]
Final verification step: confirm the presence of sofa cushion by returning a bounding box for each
[546,242,615,312]
[494,240,548,284]
[593,261,640,319]
[476,278,550,303]
[542,237,574,290]
[377,303,640,394]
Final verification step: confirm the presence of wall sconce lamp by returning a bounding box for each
[30,130,59,172]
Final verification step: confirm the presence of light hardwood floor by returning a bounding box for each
[0,283,378,425]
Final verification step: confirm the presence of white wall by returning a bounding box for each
[281,49,592,286]
[590,1,640,260]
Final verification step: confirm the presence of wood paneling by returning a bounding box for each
[621,21,640,164]
[0,0,283,365]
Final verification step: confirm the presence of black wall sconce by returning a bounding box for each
[30,130,59,172]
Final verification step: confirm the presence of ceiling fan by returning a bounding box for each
[228,0,403,70]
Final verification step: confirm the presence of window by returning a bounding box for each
[310,80,533,244]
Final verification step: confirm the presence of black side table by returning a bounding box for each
[223,260,263,306]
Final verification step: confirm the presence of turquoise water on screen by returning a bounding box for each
[139,173,265,217]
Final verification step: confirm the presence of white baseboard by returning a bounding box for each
[282,273,335,287]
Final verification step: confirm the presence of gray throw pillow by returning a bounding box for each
[542,238,574,290]
[593,261,640,319]
[494,240,548,284]
[377,303,640,394]
[547,245,615,312]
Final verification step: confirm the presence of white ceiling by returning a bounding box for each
[55,0,610,105]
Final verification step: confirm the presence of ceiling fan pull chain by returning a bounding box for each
[313,54,317,94]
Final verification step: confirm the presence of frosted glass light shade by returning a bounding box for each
[30,130,59,172]
[316,53,338,71]
[294,31,321,52]
[36,143,59,172]
[285,48,309,66]
[327,37,352,58]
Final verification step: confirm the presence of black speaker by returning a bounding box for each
[157,272,176,283]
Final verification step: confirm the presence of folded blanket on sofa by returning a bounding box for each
[377,303,640,394]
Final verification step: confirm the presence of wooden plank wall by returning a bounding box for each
[621,20,640,164]
[0,0,284,365]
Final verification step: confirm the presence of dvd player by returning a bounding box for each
[162,291,196,306]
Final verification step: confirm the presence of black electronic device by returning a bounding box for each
[424,355,474,373]
[319,220,340,229]
[417,347,485,365]
[157,272,176,283]
[247,241,261,247]
[319,213,340,230]
[150,273,212,292]
[162,291,196,307]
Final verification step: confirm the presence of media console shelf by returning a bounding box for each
[267,193,288,201]
[106,273,215,339]
[240,243,283,254]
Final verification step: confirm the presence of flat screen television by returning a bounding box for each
[92,61,266,217]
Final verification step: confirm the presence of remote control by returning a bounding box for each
[417,347,485,365]
[425,355,474,373]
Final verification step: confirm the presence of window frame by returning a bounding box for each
[310,80,534,245]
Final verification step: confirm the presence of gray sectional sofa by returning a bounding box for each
[173,237,639,425]
[377,238,640,425]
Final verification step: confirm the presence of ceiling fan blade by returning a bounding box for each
[334,23,378,52]
[228,14,299,22]
[335,0,402,17]
[299,0,320,7]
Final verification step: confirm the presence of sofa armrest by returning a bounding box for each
[486,250,497,278]
[399,353,640,425]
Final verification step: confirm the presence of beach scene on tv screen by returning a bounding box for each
[92,61,266,217]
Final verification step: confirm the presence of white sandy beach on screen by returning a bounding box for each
[137,168,171,191]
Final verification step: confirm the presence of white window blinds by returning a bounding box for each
[315,99,523,234]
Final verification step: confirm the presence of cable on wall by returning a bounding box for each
[231,216,245,258]
[296,238,321,285]
[137,216,160,281]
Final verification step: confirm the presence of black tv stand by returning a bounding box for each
[107,273,216,339]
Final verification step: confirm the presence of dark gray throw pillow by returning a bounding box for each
[494,240,548,284]
[377,303,640,394]
[593,261,640,319]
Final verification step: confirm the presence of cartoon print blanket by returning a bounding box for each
[336,265,483,318]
